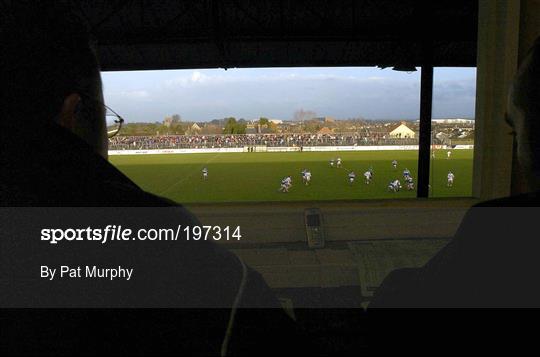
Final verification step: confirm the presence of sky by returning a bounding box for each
[101,66,476,123]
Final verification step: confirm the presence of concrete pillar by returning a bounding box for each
[473,0,521,199]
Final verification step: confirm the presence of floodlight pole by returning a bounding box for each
[417,64,433,198]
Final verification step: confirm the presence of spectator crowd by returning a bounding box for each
[109,133,419,150]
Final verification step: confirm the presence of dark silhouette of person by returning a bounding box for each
[0,4,304,355]
[370,37,540,308]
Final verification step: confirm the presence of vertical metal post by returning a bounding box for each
[417,64,433,198]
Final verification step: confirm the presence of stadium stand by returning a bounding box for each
[109,133,420,150]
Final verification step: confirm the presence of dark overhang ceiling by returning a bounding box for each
[74,0,477,71]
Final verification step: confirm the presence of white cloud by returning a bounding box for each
[191,71,202,82]
[367,76,385,81]
[162,72,407,92]
[117,90,150,99]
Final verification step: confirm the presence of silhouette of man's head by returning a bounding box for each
[507,37,540,192]
[2,4,107,158]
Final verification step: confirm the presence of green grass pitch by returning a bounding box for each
[109,149,473,204]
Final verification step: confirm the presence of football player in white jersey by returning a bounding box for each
[202,167,208,180]
[348,171,356,185]
[336,157,342,168]
[304,170,312,185]
[392,160,398,169]
[403,168,411,179]
[405,175,415,190]
[364,170,372,184]
[285,176,292,188]
[447,171,455,187]
[279,176,292,192]
[388,179,401,192]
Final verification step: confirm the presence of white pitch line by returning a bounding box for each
[158,152,222,195]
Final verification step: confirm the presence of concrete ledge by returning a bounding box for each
[190,199,475,244]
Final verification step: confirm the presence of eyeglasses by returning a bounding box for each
[105,104,125,138]
[75,94,126,138]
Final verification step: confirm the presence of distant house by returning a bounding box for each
[317,127,334,134]
[201,124,222,134]
[245,123,271,134]
[324,116,336,123]
[313,116,335,123]
[185,123,202,135]
[163,116,173,127]
[245,124,256,134]
[260,124,271,134]
[431,118,475,125]
[388,122,416,139]
[269,119,283,124]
